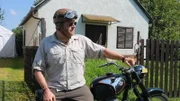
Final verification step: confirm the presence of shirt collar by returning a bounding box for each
[51,33,79,44]
[51,32,59,43]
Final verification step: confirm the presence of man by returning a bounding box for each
[33,8,135,101]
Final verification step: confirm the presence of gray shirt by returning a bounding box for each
[32,33,105,91]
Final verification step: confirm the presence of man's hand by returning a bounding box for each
[124,57,135,67]
[43,88,56,101]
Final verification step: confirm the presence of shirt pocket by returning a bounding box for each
[47,49,65,65]
[70,48,84,64]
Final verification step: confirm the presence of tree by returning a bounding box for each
[0,8,4,25]
[12,27,23,56]
[139,0,180,40]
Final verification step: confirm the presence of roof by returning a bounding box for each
[134,0,153,23]
[19,0,153,26]
[19,0,49,26]
[0,25,14,36]
[82,14,120,24]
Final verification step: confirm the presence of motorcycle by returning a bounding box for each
[90,62,169,101]
[35,62,169,101]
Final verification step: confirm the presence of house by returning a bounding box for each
[19,0,152,56]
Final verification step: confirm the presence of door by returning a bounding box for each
[85,24,107,46]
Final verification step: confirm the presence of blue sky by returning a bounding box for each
[0,0,34,31]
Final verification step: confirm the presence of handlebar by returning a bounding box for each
[98,62,135,73]
[98,62,117,67]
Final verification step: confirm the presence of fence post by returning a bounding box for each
[145,39,150,87]
[160,40,164,90]
[164,40,169,95]
[23,46,40,93]
[140,39,144,65]
[173,41,179,97]
[2,80,4,101]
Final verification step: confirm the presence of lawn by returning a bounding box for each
[0,57,35,101]
[0,57,24,81]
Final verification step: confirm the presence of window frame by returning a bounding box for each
[116,26,134,49]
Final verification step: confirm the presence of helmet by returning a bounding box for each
[53,8,78,24]
[133,65,147,79]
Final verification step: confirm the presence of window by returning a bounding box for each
[117,27,133,49]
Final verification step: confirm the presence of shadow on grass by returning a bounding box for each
[0,80,35,101]
[0,57,24,69]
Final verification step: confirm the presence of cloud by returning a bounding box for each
[9,9,17,16]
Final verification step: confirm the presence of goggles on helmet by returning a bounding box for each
[53,9,78,25]
[64,10,78,19]
[54,10,78,19]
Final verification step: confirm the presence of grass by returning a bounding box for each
[0,57,35,101]
[0,57,24,81]
[84,59,127,85]
[0,58,179,101]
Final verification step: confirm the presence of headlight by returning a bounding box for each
[133,65,148,79]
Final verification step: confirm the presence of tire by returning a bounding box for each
[150,93,169,101]
[136,93,169,101]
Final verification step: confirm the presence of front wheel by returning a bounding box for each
[136,93,169,101]
[150,93,169,101]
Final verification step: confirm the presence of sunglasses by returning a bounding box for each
[68,21,77,26]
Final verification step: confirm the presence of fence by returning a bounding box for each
[0,81,4,101]
[23,46,39,93]
[23,39,180,98]
[137,39,180,98]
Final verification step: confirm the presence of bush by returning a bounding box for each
[12,27,23,57]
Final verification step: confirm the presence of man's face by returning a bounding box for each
[61,19,76,38]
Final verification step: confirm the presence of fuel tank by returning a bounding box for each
[90,73,126,100]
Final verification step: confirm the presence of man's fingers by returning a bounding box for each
[53,97,56,101]
[125,61,131,67]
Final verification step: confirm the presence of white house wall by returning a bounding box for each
[23,13,40,46]
[34,0,149,55]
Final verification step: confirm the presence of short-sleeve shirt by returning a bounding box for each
[32,33,105,91]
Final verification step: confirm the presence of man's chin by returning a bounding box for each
[67,33,74,38]
[70,32,75,36]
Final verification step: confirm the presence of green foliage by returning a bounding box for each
[139,0,180,40]
[85,59,126,85]
[0,58,35,100]
[0,8,4,24]
[12,27,23,56]
[0,81,35,100]
[0,57,24,81]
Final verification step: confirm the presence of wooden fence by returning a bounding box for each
[137,39,180,98]
[23,46,39,93]
[23,39,180,98]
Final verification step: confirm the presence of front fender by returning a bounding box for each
[135,88,164,101]
[147,87,164,95]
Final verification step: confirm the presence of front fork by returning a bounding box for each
[121,88,129,101]
[133,85,151,101]
[121,86,150,101]
[132,72,151,101]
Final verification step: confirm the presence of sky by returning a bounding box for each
[0,0,34,31]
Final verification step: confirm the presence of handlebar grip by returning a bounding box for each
[98,63,109,68]
[119,67,124,71]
